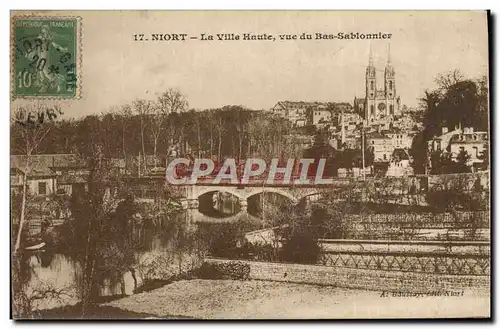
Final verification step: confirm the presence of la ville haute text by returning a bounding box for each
[133,32,393,42]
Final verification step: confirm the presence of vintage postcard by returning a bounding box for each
[10,10,490,319]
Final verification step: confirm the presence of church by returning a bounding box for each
[354,45,402,127]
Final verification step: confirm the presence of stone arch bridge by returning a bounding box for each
[175,182,349,223]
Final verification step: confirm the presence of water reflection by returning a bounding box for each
[198,192,241,218]
[26,210,202,310]
[247,192,294,218]
[24,193,292,311]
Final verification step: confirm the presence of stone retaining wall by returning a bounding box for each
[204,258,490,295]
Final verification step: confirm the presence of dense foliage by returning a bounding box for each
[411,71,489,174]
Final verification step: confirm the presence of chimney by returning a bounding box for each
[442,127,448,135]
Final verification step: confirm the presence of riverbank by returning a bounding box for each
[104,279,490,319]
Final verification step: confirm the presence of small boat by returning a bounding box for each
[25,242,46,251]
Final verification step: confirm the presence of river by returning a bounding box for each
[21,191,290,311]
[24,210,204,311]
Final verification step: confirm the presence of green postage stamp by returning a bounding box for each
[12,16,81,98]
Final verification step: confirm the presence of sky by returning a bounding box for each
[11,10,489,118]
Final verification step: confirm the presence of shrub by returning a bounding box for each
[245,241,279,262]
[279,232,322,264]
[197,261,250,280]
[196,219,261,258]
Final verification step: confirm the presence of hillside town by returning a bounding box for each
[10,46,489,201]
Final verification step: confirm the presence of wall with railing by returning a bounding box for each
[318,239,490,276]
[342,211,490,241]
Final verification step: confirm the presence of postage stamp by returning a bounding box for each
[11,16,81,98]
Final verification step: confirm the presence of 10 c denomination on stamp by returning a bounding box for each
[12,16,81,98]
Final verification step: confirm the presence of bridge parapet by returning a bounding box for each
[181,184,334,204]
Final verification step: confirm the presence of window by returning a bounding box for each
[370,81,374,90]
[390,105,394,115]
[473,146,478,158]
[370,105,374,115]
[38,182,47,195]
[389,81,393,90]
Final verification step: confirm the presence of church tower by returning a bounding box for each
[363,44,402,126]
[384,44,396,116]
[365,45,376,121]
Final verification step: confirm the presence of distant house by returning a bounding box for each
[272,101,355,129]
[353,97,365,117]
[335,135,361,150]
[10,154,88,196]
[448,127,488,166]
[366,131,393,162]
[271,101,310,127]
[10,162,57,196]
[385,128,414,149]
[427,126,461,153]
[427,126,488,169]
[338,112,363,133]
[307,105,332,127]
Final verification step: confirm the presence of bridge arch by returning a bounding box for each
[245,188,299,204]
[190,186,245,201]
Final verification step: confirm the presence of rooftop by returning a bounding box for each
[10,154,87,176]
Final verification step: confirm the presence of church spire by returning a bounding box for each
[369,44,374,66]
[385,43,395,78]
[387,43,392,64]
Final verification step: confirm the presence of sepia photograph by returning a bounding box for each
[9,10,491,319]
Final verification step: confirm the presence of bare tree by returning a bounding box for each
[435,69,464,92]
[208,112,217,157]
[157,88,189,115]
[117,104,132,162]
[217,116,223,161]
[151,89,189,163]
[12,104,62,253]
[132,99,153,174]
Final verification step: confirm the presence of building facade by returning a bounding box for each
[10,154,88,196]
[427,126,489,170]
